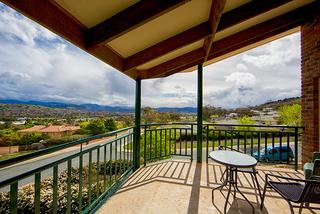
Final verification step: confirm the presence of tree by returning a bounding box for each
[142,107,158,124]
[237,116,256,131]
[104,118,117,131]
[85,119,105,135]
[278,104,301,126]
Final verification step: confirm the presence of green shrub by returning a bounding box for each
[0,159,131,213]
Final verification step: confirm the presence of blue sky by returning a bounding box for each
[0,3,301,108]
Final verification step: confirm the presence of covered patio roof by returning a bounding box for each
[1,0,318,79]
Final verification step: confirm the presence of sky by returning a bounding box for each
[0,3,301,109]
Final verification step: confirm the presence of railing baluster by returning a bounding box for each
[287,132,290,164]
[224,130,227,149]
[53,165,58,214]
[149,130,152,160]
[237,131,240,151]
[160,129,163,157]
[165,129,167,156]
[179,129,182,156]
[264,133,268,162]
[230,128,233,150]
[185,129,187,156]
[218,130,221,147]
[109,143,113,183]
[119,138,122,173]
[155,130,158,159]
[78,155,83,213]
[212,129,215,151]
[174,129,177,155]
[279,132,282,163]
[67,159,72,214]
[96,148,100,198]
[103,145,107,190]
[206,125,209,162]
[169,128,172,155]
[244,131,247,154]
[191,125,193,160]
[88,151,92,204]
[294,127,299,171]
[257,132,261,161]
[10,181,18,214]
[144,127,147,166]
[272,133,275,162]
[250,131,254,156]
[34,172,41,214]
[115,139,118,180]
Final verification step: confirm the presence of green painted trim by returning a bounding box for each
[134,79,141,169]
[197,64,203,162]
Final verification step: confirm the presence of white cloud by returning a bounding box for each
[0,3,301,109]
[225,72,256,89]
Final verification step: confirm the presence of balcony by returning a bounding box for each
[0,123,311,214]
[96,159,305,214]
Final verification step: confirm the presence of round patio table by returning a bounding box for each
[209,150,259,214]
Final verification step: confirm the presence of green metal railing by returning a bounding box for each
[0,122,303,213]
[0,127,135,214]
[0,127,133,169]
[141,123,302,170]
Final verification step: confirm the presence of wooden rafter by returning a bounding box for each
[123,0,292,73]
[203,0,226,61]
[86,0,188,50]
[139,49,205,79]
[140,1,319,79]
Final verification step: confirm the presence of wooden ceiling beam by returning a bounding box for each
[139,49,205,79]
[86,0,188,50]
[124,0,292,73]
[140,1,319,79]
[124,21,211,72]
[203,0,226,61]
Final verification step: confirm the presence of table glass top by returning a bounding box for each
[209,150,257,168]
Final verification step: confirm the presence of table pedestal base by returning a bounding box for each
[212,166,258,214]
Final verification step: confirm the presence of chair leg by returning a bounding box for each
[252,170,262,204]
[250,173,258,203]
[298,202,304,214]
[260,180,268,210]
[287,201,294,214]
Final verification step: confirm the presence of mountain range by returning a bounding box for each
[0,99,197,113]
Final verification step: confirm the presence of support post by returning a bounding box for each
[197,64,203,162]
[134,79,141,169]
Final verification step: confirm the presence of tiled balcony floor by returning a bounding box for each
[97,158,319,214]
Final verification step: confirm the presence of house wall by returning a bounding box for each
[301,14,320,163]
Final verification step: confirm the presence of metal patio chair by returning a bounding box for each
[260,174,320,214]
[303,152,320,179]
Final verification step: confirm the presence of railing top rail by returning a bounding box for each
[0,126,134,169]
[0,132,133,188]
[141,122,303,129]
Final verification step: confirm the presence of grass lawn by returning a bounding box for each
[0,150,35,161]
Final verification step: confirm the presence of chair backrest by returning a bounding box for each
[313,159,320,176]
[301,178,320,204]
[312,152,320,162]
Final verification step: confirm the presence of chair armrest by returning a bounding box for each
[265,173,309,183]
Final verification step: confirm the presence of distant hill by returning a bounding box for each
[0,97,300,118]
[0,99,197,114]
[253,97,300,110]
